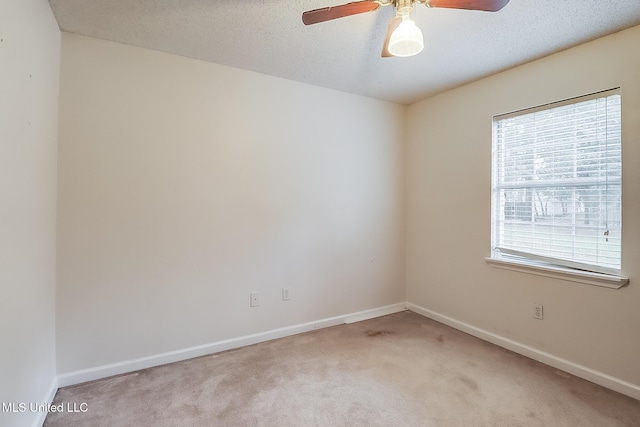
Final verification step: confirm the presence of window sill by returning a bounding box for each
[485,256,629,289]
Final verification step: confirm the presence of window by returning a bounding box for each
[490,89,623,282]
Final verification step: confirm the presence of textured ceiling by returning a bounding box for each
[48,0,640,105]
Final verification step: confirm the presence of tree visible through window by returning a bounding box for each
[491,90,621,276]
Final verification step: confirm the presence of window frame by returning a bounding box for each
[486,89,628,289]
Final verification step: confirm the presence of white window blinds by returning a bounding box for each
[491,90,621,276]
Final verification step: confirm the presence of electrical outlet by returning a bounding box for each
[282,288,290,301]
[250,292,260,307]
[533,303,543,320]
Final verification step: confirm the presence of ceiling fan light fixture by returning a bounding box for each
[388,17,424,57]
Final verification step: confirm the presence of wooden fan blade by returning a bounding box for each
[427,0,510,12]
[381,16,402,58]
[302,1,381,25]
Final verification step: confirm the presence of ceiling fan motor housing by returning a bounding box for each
[395,0,414,15]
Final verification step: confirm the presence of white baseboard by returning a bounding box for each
[32,376,58,427]
[344,302,407,324]
[57,302,407,387]
[406,302,640,401]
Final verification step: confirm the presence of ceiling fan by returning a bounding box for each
[302,0,510,57]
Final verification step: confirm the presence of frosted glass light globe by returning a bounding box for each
[388,19,424,57]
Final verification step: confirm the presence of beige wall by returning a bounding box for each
[406,25,640,387]
[56,33,406,374]
[0,1,60,426]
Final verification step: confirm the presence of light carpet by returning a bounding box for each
[45,311,640,426]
